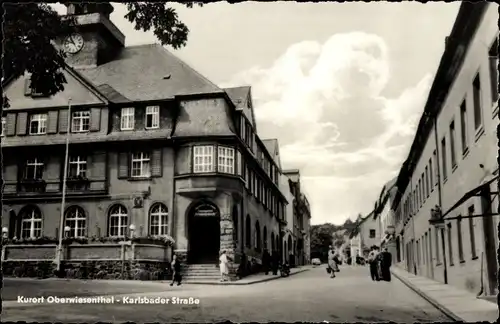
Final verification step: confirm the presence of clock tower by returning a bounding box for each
[58,3,125,69]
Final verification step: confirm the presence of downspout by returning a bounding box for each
[433,110,448,285]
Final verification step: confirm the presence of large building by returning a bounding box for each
[279,170,311,266]
[390,2,499,297]
[349,211,382,258]
[373,177,398,263]
[1,3,291,280]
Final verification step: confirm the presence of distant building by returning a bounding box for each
[373,177,398,263]
[349,211,381,258]
[390,2,499,297]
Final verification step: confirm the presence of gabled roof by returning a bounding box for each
[77,44,224,102]
[262,138,282,170]
[224,85,257,129]
[283,169,300,183]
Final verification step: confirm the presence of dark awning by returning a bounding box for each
[442,174,499,219]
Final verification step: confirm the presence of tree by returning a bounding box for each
[3,2,201,106]
[310,223,338,261]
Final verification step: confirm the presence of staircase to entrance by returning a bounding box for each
[183,264,221,282]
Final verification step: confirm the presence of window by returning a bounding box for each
[468,205,477,259]
[21,207,42,239]
[193,145,214,173]
[425,166,430,198]
[29,114,47,135]
[120,107,135,130]
[245,215,251,248]
[416,240,420,265]
[369,229,376,238]
[1,117,5,136]
[108,204,128,237]
[420,175,424,203]
[145,106,160,129]
[232,206,238,242]
[489,38,498,106]
[459,101,468,154]
[449,120,456,168]
[24,158,44,179]
[433,150,438,186]
[435,227,440,263]
[217,146,235,174]
[71,111,90,132]
[472,74,482,130]
[447,223,453,266]
[65,206,86,238]
[149,203,168,236]
[255,221,261,251]
[457,215,464,262]
[68,155,87,177]
[263,226,268,250]
[131,152,150,177]
[441,137,447,181]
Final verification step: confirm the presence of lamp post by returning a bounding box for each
[55,98,72,275]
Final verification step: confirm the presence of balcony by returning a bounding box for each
[65,176,91,191]
[19,179,47,193]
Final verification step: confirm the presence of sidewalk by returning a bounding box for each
[391,266,498,322]
[182,266,311,285]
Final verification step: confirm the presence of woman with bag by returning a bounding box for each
[327,246,339,278]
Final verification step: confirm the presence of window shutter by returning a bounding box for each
[6,113,16,136]
[151,148,162,177]
[16,112,28,135]
[117,152,129,179]
[47,111,59,134]
[90,151,106,180]
[59,109,69,133]
[24,79,31,96]
[90,108,101,132]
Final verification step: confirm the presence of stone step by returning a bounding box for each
[183,275,221,281]
[183,271,220,276]
[184,264,219,269]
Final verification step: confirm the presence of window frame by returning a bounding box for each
[449,120,457,168]
[472,72,483,131]
[130,152,151,178]
[193,145,215,173]
[71,110,91,133]
[108,205,129,238]
[29,113,48,135]
[68,155,87,178]
[149,203,169,236]
[24,158,44,180]
[65,206,87,238]
[1,116,6,137]
[217,146,235,174]
[459,100,468,155]
[120,107,135,131]
[21,207,43,239]
[145,106,160,129]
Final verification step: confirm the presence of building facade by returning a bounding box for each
[390,2,499,297]
[279,170,311,266]
[349,212,382,258]
[1,3,290,280]
[373,178,398,264]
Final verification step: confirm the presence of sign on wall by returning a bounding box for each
[193,203,219,217]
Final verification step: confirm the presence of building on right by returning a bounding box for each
[390,2,499,298]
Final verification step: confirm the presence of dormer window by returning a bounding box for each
[24,78,46,98]
[121,108,135,130]
[71,111,90,133]
[145,106,160,129]
[29,114,47,135]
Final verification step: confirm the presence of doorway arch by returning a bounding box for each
[188,200,220,264]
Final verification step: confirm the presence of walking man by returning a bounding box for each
[170,254,182,286]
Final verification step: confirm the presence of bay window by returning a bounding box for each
[193,145,215,173]
[218,146,235,174]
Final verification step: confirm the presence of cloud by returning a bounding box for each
[222,31,432,225]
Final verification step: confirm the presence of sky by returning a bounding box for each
[53,2,461,225]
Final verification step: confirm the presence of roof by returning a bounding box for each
[392,2,489,208]
[77,44,224,102]
[284,169,300,182]
[262,138,282,169]
[224,85,257,129]
[96,84,131,103]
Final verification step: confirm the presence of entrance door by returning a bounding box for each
[189,216,220,264]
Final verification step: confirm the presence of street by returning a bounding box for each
[3,265,452,323]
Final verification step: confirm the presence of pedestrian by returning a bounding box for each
[219,250,230,282]
[237,252,248,278]
[262,249,271,275]
[170,254,182,286]
[380,247,392,281]
[327,245,338,278]
[271,250,279,275]
[367,246,380,281]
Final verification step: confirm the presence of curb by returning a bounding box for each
[183,268,310,286]
[390,269,462,322]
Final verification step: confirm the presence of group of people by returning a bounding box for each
[366,245,392,282]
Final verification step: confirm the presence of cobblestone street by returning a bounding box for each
[3,266,452,322]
